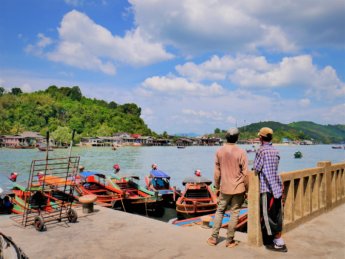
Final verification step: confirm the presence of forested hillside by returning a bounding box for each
[212,121,345,144]
[0,86,154,141]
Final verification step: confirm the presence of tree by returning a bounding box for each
[68,86,82,101]
[96,124,113,136]
[11,88,22,95]
[108,101,118,109]
[162,131,168,138]
[214,128,220,134]
[118,103,141,116]
[0,87,5,96]
[51,126,72,145]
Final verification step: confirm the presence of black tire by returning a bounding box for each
[34,216,45,231]
[67,208,78,223]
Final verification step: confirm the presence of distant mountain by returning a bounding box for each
[174,132,200,137]
[210,121,345,144]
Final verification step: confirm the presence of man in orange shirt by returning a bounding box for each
[207,128,248,248]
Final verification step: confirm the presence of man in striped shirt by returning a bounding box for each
[253,127,287,252]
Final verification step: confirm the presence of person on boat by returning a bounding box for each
[37,171,45,185]
[253,127,287,253]
[151,163,158,170]
[113,164,120,174]
[207,128,248,248]
[2,195,13,214]
[9,172,18,182]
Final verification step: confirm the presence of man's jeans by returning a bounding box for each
[211,192,245,241]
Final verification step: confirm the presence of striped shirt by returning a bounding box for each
[253,143,282,198]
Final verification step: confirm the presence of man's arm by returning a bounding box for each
[214,154,221,190]
[241,151,249,190]
[253,150,264,173]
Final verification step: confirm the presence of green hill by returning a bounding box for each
[0,86,154,141]
[211,121,345,144]
[240,121,345,144]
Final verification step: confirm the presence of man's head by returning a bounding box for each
[225,128,239,143]
[258,127,273,142]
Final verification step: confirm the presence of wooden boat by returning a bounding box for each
[37,145,53,151]
[10,184,57,214]
[294,151,303,158]
[331,146,342,149]
[145,169,180,207]
[77,171,123,207]
[176,176,217,219]
[109,173,164,216]
[172,208,248,230]
[14,145,35,149]
[177,145,186,149]
[246,146,256,153]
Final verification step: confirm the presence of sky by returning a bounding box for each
[0,0,344,135]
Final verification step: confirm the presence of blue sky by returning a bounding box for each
[1,0,344,135]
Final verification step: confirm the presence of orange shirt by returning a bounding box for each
[214,143,248,194]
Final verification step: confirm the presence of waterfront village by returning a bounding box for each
[0,131,314,149]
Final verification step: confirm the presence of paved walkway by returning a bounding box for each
[1,204,344,258]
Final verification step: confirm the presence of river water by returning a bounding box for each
[1,144,344,193]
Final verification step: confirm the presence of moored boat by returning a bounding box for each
[172,208,248,230]
[77,171,123,207]
[331,146,342,149]
[10,183,57,214]
[294,151,303,158]
[37,144,53,151]
[176,175,217,219]
[109,173,164,216]
[145,169,180,207]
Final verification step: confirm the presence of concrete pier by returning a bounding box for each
[1,204,344,258]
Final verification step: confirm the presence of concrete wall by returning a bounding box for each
[247,161,345,246]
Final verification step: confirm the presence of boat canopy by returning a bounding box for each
[182,176,212,186]
[149,169,170,179]
[80,171,106,179]
[114,173,140,180]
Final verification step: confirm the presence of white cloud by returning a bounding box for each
[175,54,345,99]
[130,0,344,53]
[324,104,345,123]
[26,10,173,75]
[25,33,53,56]
[176,55,272,81]
[182,109,223,121]
[142,76,224,96]
[299,98,311,107]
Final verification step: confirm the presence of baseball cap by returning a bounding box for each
[258,127,273,137]
[227,127,239,136]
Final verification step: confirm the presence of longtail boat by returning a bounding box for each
[171,208,248,230]
[109,173,164,216]
[77,171,123,207]
[176,175,217,219]
[145,169,180,207]
[10,183,57,214]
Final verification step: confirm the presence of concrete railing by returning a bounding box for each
[247,161,345,246]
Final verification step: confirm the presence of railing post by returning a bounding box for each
[317,161,332,210]
[247,171,262,246]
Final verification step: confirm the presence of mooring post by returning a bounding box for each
[247,171,263,246]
